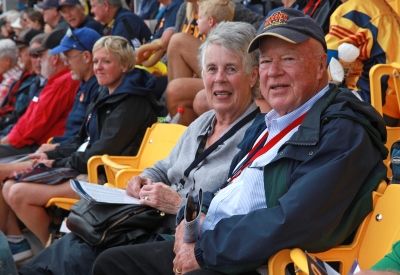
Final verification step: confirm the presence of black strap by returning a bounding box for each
[178,108,259,189]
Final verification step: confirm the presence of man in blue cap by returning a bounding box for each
[0,27,100,263]
[35,27,101,153]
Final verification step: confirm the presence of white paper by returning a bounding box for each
[70,179,141,205]
[59,218,71,233]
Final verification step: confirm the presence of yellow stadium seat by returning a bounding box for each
[87,123,187,188]
[46,123,187,210]
[369,63,400,178]
[267,182,400,275]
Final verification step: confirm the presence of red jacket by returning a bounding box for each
[7,69,79,148]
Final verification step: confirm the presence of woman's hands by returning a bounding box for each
[28,152,54,167]
[126,176,182,214]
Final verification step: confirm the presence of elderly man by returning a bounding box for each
[0,29,80,158]
[92,8,388,275]
[90,0,151,47]
[58,0,103,34]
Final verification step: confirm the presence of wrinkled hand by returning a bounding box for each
[173,215,205,253]
[138,182,181,214]
[172,215,205,274]
[173,242,199,274]
[126,176,153,198]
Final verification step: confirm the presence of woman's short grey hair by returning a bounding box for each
[93,35,135,70]
[199,21,259,95]
[0,39,18,66]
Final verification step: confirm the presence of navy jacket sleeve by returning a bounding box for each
[113,10,152,44]
[54,95,155,173]
[194,117,385,273]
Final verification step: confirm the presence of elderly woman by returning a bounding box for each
[0,39,23,107]
[91,21,261,275]
[1,35,158,257]
[18,21,260,275]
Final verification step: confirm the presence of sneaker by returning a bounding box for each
[8,239,33,262]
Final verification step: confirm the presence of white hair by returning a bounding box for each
[0,39,18,66]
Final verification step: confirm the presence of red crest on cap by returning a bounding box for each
[263,11,289,29]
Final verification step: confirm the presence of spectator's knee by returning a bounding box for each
[165,79,185,108]
[193,89,210,116]
[167,33,190,55]
[4,183,25,209]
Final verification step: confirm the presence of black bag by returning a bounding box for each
[66,199,171,248]
[15,163,79,185]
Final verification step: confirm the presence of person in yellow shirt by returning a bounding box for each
[326,0,400,126]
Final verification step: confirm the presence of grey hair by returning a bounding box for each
[199,21,259,96]
[0,39,18,65]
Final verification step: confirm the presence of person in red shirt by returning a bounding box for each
[0,28,79,158]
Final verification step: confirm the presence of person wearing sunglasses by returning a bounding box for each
[0,29,80,158]
[0,29,43,137]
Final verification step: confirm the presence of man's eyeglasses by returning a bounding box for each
[66,28,88,51]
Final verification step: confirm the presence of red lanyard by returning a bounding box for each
[228,112,307,183]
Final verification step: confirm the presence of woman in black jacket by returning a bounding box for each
[2,36,158,247]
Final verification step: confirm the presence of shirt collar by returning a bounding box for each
[264,85,330,139]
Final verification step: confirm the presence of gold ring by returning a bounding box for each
[175,268,182,274]
[144,196,149,201]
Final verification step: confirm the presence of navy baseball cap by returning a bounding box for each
[36,0,59,10]
[58,0,82,9]
[248,8,327,53]
[35,28,67,54]
[50,27,101,54]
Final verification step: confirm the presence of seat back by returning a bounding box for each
[369,63,400,178]
[357,183,400,269]
[102,123,187,184]
[135,123,187,169]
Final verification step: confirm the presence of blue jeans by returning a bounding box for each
[0,232,17,275]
